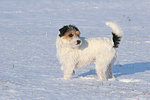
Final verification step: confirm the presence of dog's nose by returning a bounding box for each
[77,40,81,45]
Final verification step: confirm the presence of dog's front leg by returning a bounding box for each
[61,65,75,75]
[63,67,74,80]
[63,63,75,80]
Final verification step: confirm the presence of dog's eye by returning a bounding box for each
[68,34,73,37]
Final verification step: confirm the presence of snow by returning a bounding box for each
[0,0,150,100]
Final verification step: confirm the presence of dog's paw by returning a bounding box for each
[100,78,107,81]
[63,74,71,80]
[99,76,107,81]
[64,76,71,80]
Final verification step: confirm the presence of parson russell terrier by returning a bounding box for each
[56,22,122,81]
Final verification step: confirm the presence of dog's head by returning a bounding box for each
[58,25,82,49]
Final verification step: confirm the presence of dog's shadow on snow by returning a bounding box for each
[77,62,150,78]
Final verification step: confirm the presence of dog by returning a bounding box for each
[56,22,122,81]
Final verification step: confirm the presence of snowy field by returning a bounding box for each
[0,0,150,100]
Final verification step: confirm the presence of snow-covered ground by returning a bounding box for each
[0,0,150,100]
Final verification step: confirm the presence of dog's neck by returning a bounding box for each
[56,37,72,60]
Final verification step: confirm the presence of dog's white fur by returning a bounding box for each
[56,22,122,81]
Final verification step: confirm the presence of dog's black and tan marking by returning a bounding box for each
[59,25,80,37]
[112,32,122,48]
[59,25,81,42]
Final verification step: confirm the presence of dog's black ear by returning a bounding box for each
[69,25,79,31]
[59,26,68,37]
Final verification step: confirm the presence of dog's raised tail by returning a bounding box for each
[106,22,122,48]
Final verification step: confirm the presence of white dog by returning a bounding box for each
[56,22,122,81]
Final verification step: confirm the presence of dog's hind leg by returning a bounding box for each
[106,57,116,79]
[95,62,107,81]
[95,53,116,81]
[105,64,115,79]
